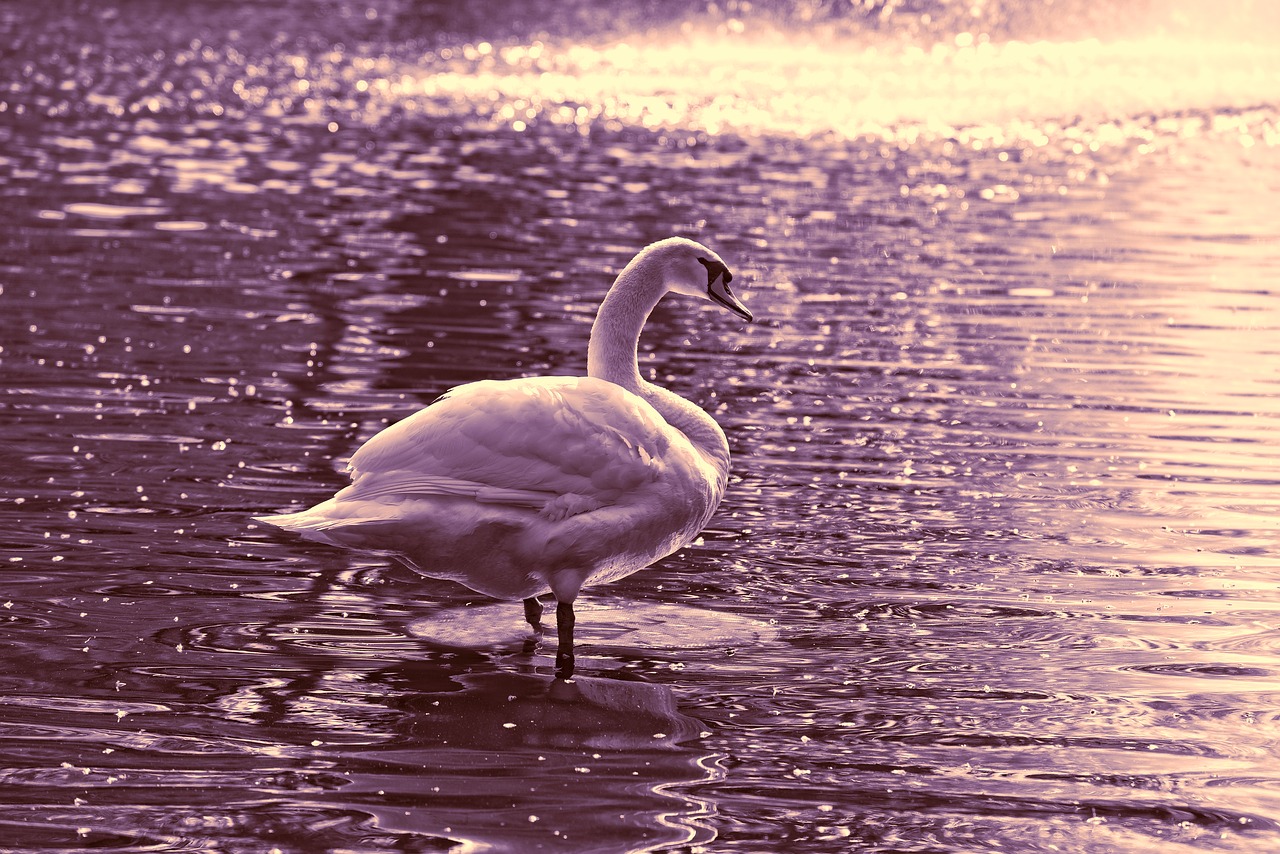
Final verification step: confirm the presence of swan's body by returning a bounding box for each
[255,237,751,678]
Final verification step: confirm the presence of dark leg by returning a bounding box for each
[523,596,543,632]
[554,600,575,681]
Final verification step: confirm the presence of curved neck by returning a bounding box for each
[587,260,664,391]
[587,260,731,490]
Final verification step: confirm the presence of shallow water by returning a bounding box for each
[2,0,1279,851]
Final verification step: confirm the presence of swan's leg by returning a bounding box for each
[554,601,575,681]
[523,597,543,632]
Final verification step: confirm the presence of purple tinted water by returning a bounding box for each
[2,1,1279,851]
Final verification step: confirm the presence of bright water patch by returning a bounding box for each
[387,26,1280,146]
[5,0,1278,150]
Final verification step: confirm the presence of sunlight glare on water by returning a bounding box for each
[1,0,1279,850]
[398,19,1280,145]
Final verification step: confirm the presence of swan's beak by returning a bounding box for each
[709,274,753,322]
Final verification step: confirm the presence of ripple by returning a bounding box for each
[153,220,208,232]
[0,821,175,853]
[0,695,169,717]
[62,202,169,219]
[409,598,779,656]
[176,618,422,660]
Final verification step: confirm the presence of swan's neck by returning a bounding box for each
[587,261,731,489]
[587,260,659,392]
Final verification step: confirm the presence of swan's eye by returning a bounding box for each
[696,256,732,286]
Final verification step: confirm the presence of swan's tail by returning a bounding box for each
[253,498,411,551]
[254,508,329,533]
[254,500,354,546]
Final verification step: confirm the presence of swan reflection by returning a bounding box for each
[383,669,704,751]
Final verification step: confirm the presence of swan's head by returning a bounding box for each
[654,237,752,322]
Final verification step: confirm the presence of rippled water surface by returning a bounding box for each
[3,1,1279,851]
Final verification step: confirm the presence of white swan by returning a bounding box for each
[255,237,752,679]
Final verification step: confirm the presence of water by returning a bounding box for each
[2,0,1279,850]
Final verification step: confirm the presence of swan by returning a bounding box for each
[255,237,752,680]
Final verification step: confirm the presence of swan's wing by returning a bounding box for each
[335,472,550,507]
[342,376,672,515]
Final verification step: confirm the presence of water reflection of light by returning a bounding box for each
[368,28,1280,147]
[956,138,1280,566]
